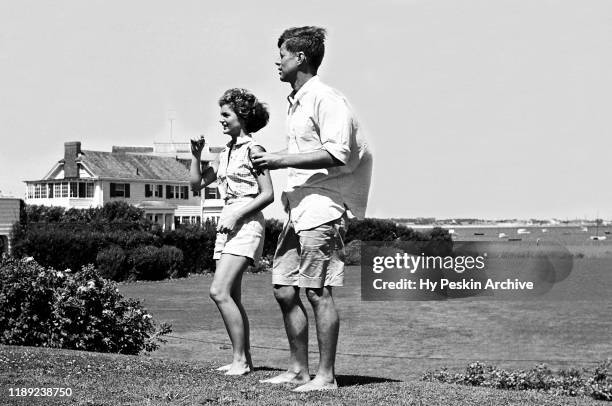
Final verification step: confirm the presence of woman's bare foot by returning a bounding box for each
[225,363,251,376]
[259,371,311,384]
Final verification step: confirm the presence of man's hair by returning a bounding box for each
[278,26,327,70]
[218,88,269,134]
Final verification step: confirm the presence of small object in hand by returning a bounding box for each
[191,135,206,156]
[191,135,206,148]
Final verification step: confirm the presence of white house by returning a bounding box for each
[0,197,22,254]
[24,141,224,229]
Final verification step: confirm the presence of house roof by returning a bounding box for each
[78,150,191,181]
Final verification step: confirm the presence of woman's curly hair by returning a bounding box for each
[218,88,269,134]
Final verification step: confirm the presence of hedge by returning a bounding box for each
[11,203,450,281]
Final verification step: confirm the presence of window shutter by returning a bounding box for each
[110,183,116,197]
[125,183,130,198]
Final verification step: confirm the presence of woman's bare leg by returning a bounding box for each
[209,254,252,375]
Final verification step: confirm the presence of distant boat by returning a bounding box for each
[498,232,507,238]
[448,229,455,234]
[590,220,605,240]
[542,228,548,233]
[509,238,522,241]
[581,227,588,232]
[474,232,484,236]
[517,228,530,234]
[605,231,611,235]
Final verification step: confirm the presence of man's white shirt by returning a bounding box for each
[282,76,373,232]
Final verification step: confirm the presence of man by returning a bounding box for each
[252,26,372,392]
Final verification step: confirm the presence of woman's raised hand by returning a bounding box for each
[190,135,206,156]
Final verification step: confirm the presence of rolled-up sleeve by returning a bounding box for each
[315,94,352,165]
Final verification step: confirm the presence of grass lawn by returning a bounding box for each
[0,345,606,405]
[1,258,609,404]
[118,262,611,383]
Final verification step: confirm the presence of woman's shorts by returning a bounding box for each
[213,199,265,264]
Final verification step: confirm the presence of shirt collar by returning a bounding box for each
[287,75,320,106]
[227,134,252,148]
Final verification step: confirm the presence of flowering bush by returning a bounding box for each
[422,361,611,401]
[0,256,171,354]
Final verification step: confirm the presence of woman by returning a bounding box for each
[190,88,274,375]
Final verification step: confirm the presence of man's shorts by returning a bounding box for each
[213,199,265,264]
[272,213,347,288]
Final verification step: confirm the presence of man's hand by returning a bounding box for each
[251,151,285,170]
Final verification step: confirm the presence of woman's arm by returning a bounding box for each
[189,136,218,191]
[216,145,274,233]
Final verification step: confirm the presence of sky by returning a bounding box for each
[1,0,611,220]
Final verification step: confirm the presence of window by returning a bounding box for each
[204,187,219,199]
[165,185,188,199]
[86,182,94,198]
[145,184,152,198]
[47,184,54,198]
[27,185,33,199]
[193,189,201,197]
[61,182,69,197]
[78,182,86,198]
[110,183,130,198]
[54,183,61,198]
[70,182,78,198]
[34,184,41,199]
[156,185,163,197]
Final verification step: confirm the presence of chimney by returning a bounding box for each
[64,141,82,178]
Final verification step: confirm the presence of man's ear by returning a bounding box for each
[296,51,307,66]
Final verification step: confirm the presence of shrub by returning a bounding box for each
[345,240,361,265]
[128,245,168,281]
[250,255,273,273]
[11,227,105,272]
[0,256,171,354]
[159,245,185,278]
[161,224,216,275]
[96,245,128,281]
[263,219,283,258]
[422,361,611,401]
[346,218,432,242]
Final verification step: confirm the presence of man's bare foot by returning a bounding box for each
[215,364,232,372]
[259,371,311,384]
[292,377,338,392]
[225,363,251,376]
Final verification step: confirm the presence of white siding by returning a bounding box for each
[175,205,202,217]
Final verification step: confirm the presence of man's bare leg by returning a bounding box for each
[260,285,311,384]
[293,286,339,391]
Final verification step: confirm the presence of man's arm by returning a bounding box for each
[251,149,343,170]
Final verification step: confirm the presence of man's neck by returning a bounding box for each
[291,72,316,95]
